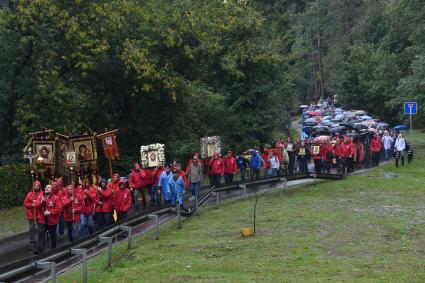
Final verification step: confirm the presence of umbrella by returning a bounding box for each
[377,123,390,130]
[354,123,369,130]
[300,105,309,108]
[313,135,331,143]
[302,126,312,134]
[340,122,354,129]
[393,125,408,131]
[360,115,373,120]
[335,108,343,112]
[322,111,335,117]
[311,126,331,135]
[355,110,366,115]
[307,111,322,116]
[319,120,332,126]
[331,126,347,134]
[303,117,320,126]
[335,114,344,120]
[362,120,376,127]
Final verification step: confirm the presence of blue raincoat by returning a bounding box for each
[250,151,262,170]
[168,176,185,205]
[159,170,173,202]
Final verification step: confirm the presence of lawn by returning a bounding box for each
[0,206,27,239]
[58,131,425,282]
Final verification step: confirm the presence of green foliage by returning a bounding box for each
[0,164,31,208]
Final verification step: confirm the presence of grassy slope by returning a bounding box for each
[58,131,425,282]
[0,206,27,239]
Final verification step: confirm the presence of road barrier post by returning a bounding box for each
[216,192,220,208]
[36,261,56,283]
[148,214,160,240]
[99,236,113,267]
[177,205,182,229]
[120,226,133,249]
[71,248,88,283]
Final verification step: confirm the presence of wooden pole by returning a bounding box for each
[108,159,113,179]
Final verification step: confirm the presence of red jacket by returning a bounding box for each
[312,145,323,160]
[113,188,132,213]
[322,145,334,162]
[36,194,62,225]
[224,156,238,174]
[23,190,44,220]
[370,137,382,153]
[82,186,98,215]
[62,193,84,222]
[340,142,355,158]
[145,169,154,186]
[96,186,114,213]
[262,153,271,168]
[129,169,146,189]
[209,158,224,175]
[154,167,165,186]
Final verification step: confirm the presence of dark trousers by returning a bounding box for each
[208,175,214,186]
[372,151,380,166]
[117,212,127,222]
[212,174,221,186]
[96,212,113,230]
[240,168,246,181]
[395,152,405,167]
[314,159,322,174]
[224,173,234,184]
[323,161,331,174]
[298,158,308,173]
[36,223,57,252]
[58,213,65,235]
[133,188,147,209]
[288,153,295,175]
[28,220,37,248]
[250,168,260,180]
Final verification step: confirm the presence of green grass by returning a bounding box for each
[58,132,425,282]
[0,206,27,239]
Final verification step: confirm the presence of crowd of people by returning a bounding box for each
[22,105,415,254]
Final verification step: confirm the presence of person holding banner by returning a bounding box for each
[62,185,84,242]
[34,184,62,254]
[80,181,97,237]
[129,163,147,210]
[23,180,43,250]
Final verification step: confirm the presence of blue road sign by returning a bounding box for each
[404,102,417,115]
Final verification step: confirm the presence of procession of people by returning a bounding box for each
[23,103,414,254]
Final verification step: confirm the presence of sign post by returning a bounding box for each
[404,102,417,135]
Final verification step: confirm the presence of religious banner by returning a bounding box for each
[69,134,97,177]
[140,143,165,168]
[29,129,57,178]
[313,145,321,155]
[200,136,221,158]
[56,133,69,178]
[98,130,120,161]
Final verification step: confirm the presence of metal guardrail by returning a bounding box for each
[0,173,345,282]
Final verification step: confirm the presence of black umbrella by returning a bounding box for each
[331,126,347,134]
[354,123,369,130]
[340,122,354,129]
[377,123,390,130]
[311,126,331,135]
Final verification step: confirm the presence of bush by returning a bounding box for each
[0,164,32,209]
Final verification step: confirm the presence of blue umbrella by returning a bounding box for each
[393,125,408,131]
[360,115,373,120]
[302,126,312,134]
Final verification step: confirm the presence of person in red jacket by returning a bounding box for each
[145,168,156,207]
[80,181,97,237]
[129,164,147,210]
[322,141,335,174]
[114,180,132,221]
[23,180,43,250]
[208,152,224,186]
[370,133,382,166]
[62,185,84,242]
[312,142,323,174]
[34,184,62,254]
[223,150,238,183]
[97,178,114,229]
[340,136,355,174]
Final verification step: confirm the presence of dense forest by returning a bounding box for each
[0,0,424,165]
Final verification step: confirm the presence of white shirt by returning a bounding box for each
[269,156,280,169]
[395,137,405,151]
[382,136,393,150]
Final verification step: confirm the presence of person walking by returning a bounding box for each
[285,137,297,175]
[208,152,224,186]
[370,133,382,166]
[382,131,393,161]
[129,164,146,210]
[236,152,248,181]
[34,184,62,254]
[223,150,238,183]
[297,142,310,174]
[23,180,43,250]
[268,151,280,177]
[250,150,262,180]
[394,134,406,167]
[187,158,203,198]
[113,180,132,221]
